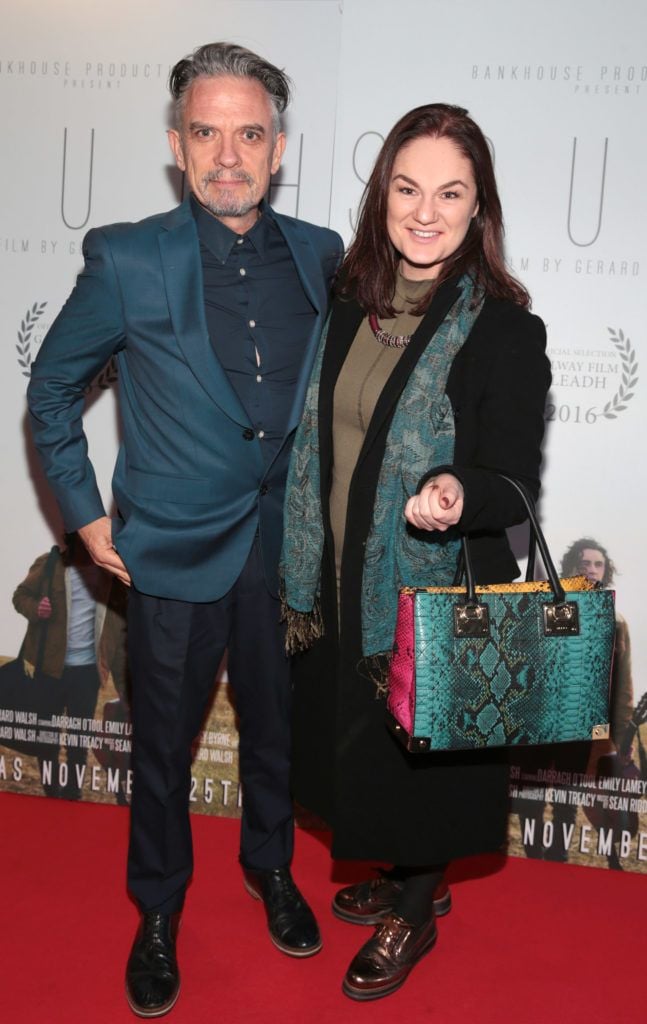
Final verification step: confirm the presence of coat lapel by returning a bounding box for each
[357,278,461,466]
[318,295,364,495]
[158,203,251,426]
[318,279,462,485]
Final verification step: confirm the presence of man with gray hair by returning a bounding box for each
[28,41,343,1017]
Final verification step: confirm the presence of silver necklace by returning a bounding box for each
[368,313,412,349]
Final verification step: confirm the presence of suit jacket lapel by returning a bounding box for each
[274,213,328,319]
[158,203,251,426]
[273,212,331,435]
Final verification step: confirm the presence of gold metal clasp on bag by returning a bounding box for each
[591,724,610,739]
[454,602,490,637]
[543,601,580,636]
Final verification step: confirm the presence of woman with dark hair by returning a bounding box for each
[281,104,551,1000]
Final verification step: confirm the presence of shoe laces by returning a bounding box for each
[142,913,171,946]
[274,870,300,899]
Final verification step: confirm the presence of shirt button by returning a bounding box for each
[260,484,269,496]
[239,267,246,276]
[242,428,254,441]
[258,430,265,439]
[236,237,244,245]
[256,374,262,383]
[249,319,256,328]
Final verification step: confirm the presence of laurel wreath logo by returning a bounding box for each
[16,302,48,378]
[16,302,118,391]
[600,328,639,420]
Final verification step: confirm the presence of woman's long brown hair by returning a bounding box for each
[340,103,530,316]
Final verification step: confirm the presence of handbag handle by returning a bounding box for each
[454,517,537,586]
[461,475,566,607]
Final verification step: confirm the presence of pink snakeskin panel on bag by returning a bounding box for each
[386,591,416,735]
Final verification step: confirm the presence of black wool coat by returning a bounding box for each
[290,278,552,864]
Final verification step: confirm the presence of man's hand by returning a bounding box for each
[404,473,464,532]
[37,596,52,619]
[78,516,131,586]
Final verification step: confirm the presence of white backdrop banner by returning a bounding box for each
[1,0,645,870]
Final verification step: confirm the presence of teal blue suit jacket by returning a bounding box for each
[28,199,343,602]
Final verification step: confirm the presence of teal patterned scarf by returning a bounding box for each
[280,274,484,659]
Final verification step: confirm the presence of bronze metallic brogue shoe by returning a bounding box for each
[333,874,451,925]
[342,913,438,1001]
[125,912,181,1018]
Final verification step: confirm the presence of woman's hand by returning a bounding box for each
[404,473,464,532]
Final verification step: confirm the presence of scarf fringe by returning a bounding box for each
[280,591,324,655]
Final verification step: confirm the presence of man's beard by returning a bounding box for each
[198,169,259,219]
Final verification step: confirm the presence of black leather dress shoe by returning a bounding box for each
[243,867,322,957]
[333,872,451,925]
[342,912,437,1001]
[125,912,181,1018]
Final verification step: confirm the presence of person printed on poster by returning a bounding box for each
[511,538,635,867]
[8,533,129,800]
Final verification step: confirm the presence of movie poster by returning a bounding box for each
[507,537,646,873]
[0,539,241,817]
[0,662,241,819]
[0,706,241,817]
[2,0,646,876]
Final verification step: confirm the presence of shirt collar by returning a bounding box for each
[190,194,277,263]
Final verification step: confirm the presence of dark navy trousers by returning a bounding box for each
[126,538,293,914]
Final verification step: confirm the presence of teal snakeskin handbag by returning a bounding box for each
[386,477,615,752]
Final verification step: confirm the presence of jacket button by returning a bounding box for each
[242,428,254,440]
[260,484,269,496]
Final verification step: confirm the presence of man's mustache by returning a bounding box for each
[202,170,254,185]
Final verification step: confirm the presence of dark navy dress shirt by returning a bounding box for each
[191,195,316,467]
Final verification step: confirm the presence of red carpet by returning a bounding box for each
[1,790,644,1024]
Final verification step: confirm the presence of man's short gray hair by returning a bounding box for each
[169,41,292,137]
